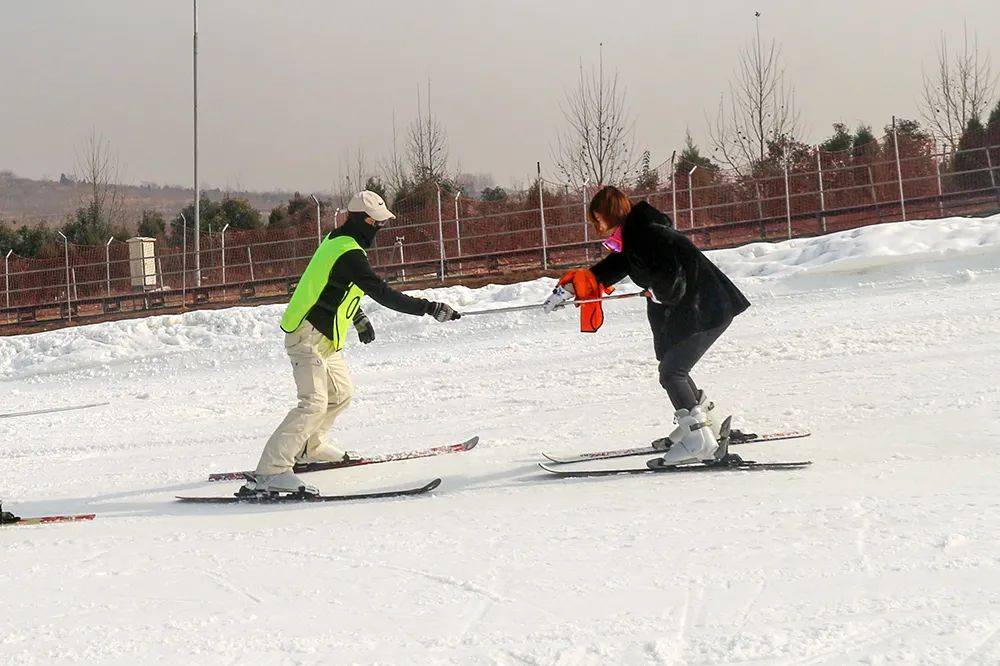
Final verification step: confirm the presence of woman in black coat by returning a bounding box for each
[548,186,750,465]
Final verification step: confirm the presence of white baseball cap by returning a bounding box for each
[347,190,395,222]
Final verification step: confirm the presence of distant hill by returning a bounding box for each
[0,171,293,229]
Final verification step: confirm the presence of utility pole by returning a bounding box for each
[193,0,201,286]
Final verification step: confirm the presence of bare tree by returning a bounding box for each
[380,108,410,198]
[407,79,449,183]
[553,48,639,187]
[74,129,124,226]
[920,24,998,152]
[333,147,376,207]
[708,14,799,176]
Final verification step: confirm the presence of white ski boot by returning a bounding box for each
[654,405,720,465]
[652,391,722,449]
[295,441,351,466]
[241,470,318,497]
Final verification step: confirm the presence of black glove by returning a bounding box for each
[353,311,375,343]
[426,301,461,322]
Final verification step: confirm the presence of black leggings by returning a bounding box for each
[648,303,730,411]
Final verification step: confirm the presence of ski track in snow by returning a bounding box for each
[2,215,1000,664]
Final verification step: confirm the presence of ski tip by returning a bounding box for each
[424,478,443,492]
[462,436,480,451]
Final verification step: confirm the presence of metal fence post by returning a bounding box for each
[581,183,591,261]
[936,155,945,216]
[816,152,827,233]
[537,162,548,270]
[396,236,406,282]
[105,237,113,296]
[247,246,255,282]
[670,151,677,225]
[5,249,13,310]
[221,223,230,285]
[436,185,445,280]
[783,160,792,239]
[986,146,998,193]
[57,231,71,322]
[892,116,907,221]
[181,212,187,304]
[311,195,322,247]
[454,191,462,258]
[687,165,698,229]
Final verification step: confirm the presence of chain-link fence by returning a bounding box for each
[3,136,999,331]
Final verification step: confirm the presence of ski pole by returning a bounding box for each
[0,401,110,419]
[462,291,649,317]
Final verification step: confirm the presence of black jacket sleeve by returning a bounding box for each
[337,250,430,317]
[589,252,630,286]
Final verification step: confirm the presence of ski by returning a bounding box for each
[540,430,809,465]
[1,511,96,527]
[538,460,812,478]
[208,436,479,482]
[177,478,442,504]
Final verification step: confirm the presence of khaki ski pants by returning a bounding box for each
[256,321,354,475]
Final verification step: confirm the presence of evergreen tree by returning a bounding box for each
[819,123,853,154]
[137,210,166,238]
[0,221,62,258]
[953,116,990,190]
[852,125,878,159]
[480,186,508,202]
[883,118,931,156]
[170,196,262,244]
[268,205,288,227]
[0,221,18,256]
[987,100,1000,187]
[364,176,388,201]
[988,99,1000,135]
[61,202,129,246]
[634,150,661,191]
[285,192,311,217]
[675,131,718,179]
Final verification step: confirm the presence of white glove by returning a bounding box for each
[542,285,575,313]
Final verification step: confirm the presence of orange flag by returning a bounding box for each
[557,269,615,333]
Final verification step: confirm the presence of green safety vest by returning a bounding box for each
[280,235,366,351]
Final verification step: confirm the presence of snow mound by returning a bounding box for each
[712,214,1000,279]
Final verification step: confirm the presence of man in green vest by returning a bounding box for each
[244,190,461,496]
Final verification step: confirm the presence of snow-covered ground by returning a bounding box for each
[3,215,1000,665]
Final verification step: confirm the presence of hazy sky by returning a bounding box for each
[2,1,999,193]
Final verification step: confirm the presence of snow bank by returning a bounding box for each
[712,214,1000,279]
[2,213,998,381]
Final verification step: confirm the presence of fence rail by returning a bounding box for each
[3,141,999,333]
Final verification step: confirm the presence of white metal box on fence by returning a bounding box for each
[127,237,158,289]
